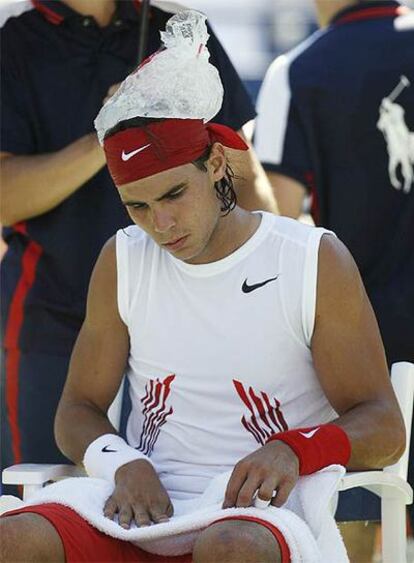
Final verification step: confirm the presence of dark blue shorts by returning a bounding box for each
[335,488,381,522]
[1,349,71,495]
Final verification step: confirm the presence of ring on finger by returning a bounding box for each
[254,490,277,509]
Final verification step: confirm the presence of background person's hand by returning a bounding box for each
[103,82,122,105]
[222,440,299,509]
[103,459,173,529]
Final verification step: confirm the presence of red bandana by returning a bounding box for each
[103,119,248,186]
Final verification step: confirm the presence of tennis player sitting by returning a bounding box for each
[0,10,405,563]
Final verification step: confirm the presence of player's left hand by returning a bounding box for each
[222,441,299,509]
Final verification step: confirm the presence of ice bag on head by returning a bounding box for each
[95,10,224,144]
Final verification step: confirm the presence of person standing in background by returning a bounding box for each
[0,0,275,490]
[254,0,414,559]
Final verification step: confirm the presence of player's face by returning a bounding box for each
[118,144,228,264]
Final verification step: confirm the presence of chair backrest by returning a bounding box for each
[385,362,414,480]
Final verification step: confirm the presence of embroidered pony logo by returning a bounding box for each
[233,379,288,445]
[377,75,414,194]
[137,374,175,455]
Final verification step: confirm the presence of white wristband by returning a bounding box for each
[83,434,152,482]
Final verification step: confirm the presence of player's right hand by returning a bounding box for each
[103,459,174,529]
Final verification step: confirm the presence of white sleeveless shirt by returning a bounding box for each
[116,212,337,500]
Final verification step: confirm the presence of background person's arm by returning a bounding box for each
[200,25,278,214]
[254,54,313,219]
[266,171,306,219]
[229,128,279,214]
[312,235,406,469]
[0,134,106,226]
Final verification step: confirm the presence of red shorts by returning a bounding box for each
[3,503,290,562]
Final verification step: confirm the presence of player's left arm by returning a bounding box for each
[312,235,406,470]
[223,234,405,510]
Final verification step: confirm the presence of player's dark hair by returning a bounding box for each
[104,117,237,215]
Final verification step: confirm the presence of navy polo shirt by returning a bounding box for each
[1,0,256,355]
[255,1,414,362]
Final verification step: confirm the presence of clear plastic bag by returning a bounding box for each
[95,10,223,144]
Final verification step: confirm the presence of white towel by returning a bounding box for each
[24,465,348,562]
[0,495,25,514]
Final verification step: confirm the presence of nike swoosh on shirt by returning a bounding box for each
[242,275,279,294]
[299,428,319,439]
[121,143,151,161]
[102,445,117,453]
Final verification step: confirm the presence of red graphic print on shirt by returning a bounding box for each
[138,374,175,455]
[233,379,288,445]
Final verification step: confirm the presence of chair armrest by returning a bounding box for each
[339,470,413,504]
[2,463,85,486]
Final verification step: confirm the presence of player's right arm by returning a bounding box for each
[55,236,173,528]
[54,236,128,461]
[0,134,106,226]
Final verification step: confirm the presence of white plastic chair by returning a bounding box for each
[337,361,414,563]
[0,378,125,504]
[1,364,413,562]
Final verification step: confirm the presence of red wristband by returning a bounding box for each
[266,424,351,475]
